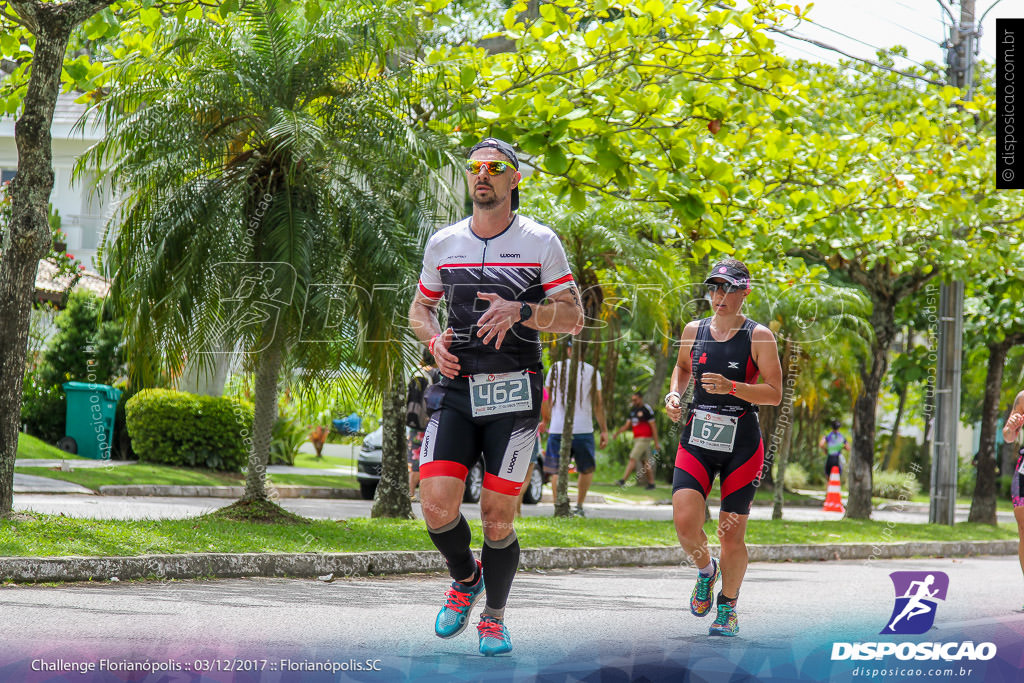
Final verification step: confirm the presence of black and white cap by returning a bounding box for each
[468,137,520,211]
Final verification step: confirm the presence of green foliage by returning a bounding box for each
[782,461,809,492]
[603,434,632,466]
[125,389,253,471]
[872,469,922,499]
[958,460,977,499]
[269,415,307,466]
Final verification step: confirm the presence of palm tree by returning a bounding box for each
[78,0,455,510]
[530,196,673,516]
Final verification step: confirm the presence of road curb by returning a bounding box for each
[0,540,1015,584]
[97,485,362,500]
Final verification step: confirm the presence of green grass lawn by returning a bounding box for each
[13,463,357,492]
[16,433,86,460]
[292,452,355,470]
[0,514,1016,558]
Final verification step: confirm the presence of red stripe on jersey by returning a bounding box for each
[438,262,541,269]
[721,440,765,499]
[418,281,443,300]
[483,472,523,496]
[675,445,711,496]
[542,274,574,291]
[745,356,760,384]
[420,460,469,481]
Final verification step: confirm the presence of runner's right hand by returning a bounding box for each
[432,328,461,379]
[665,397,682,423]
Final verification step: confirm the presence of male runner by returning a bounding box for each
[665,259,782,637]
[408,137,584,656]
[613,391,661,489]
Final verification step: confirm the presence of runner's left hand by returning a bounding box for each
[475,292,521,350]
[701,372,729,394]
[599,430,609,449]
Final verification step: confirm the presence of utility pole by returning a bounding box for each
[930,0,976,525]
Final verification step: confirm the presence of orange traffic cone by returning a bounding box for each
[823,466,844,512]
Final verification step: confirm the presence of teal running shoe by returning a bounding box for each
[690,559,718,617]
[434,561,484,639]
[708,603,739,637]
[477,615,513,656]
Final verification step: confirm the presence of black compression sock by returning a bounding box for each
[427,514,477,582]
[481,532,520,611]
[717,591,737,607]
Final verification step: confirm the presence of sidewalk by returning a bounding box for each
[0,539,1014,584]
[12,473,94,495]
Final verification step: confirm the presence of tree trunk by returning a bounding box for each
[243,336,284,501]
[881,383,908,471]
[772,341,799,520]
[847,298,898,519]
[0,0,114,516]
[372,369,413,519]
[554,338,581,517]
[969,340,1014,524]
[601,324,619,421]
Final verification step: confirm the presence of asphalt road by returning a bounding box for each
[1,557,1021,682]
[11,492,1018,525]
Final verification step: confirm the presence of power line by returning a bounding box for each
[881,17,944,45]
[778,7,935,71]
[892,0,946,25]
[769,27,947,86]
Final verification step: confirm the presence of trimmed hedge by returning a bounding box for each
[125,389,253,472]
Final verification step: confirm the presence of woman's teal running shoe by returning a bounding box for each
[477,615,513,656]
[708,603,739,637]
[690,559,719,617]
[434,561,484,639]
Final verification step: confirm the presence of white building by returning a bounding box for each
[0,92,114,271]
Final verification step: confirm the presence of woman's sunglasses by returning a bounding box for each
[706,282,743,294]
[465,160,511,175]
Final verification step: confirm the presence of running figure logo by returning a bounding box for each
[880,571,949,635]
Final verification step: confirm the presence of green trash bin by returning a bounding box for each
[62,382,122,460]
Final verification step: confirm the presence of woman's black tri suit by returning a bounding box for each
[673,317,765,515]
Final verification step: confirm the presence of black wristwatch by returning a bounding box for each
[519,301,533,322]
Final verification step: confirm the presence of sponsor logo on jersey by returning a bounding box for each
[500,253,522,258]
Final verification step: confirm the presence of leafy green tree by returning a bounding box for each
[963,274,1024,525]
[80,0,454,509]
[737,57,1017,519]
[0,0,124,516]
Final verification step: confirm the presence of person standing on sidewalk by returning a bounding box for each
[665,259,782,637]
[1002,390,1024,605]
[544,340,609,517]
[613,392,661,490]
[408,137,584,656]
[818,419,849,482]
